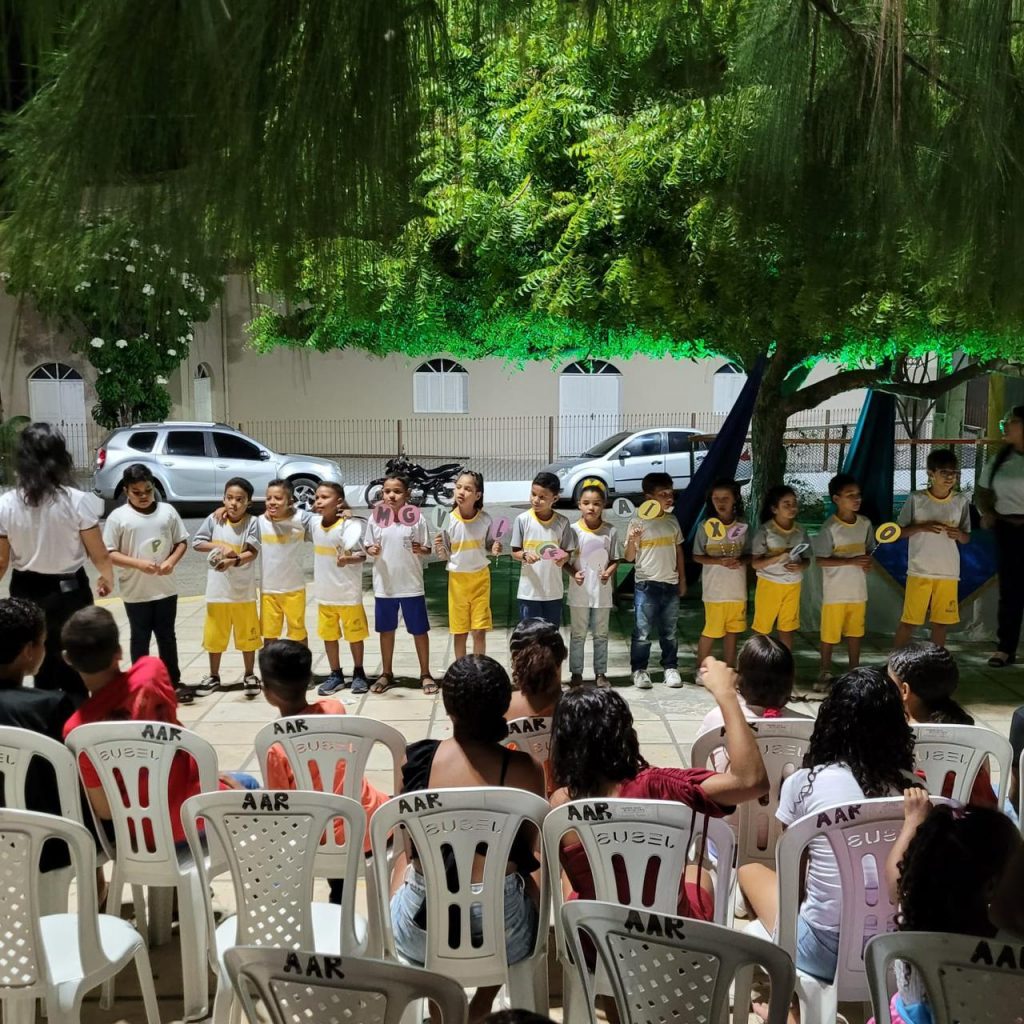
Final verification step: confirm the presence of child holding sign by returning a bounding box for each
[567,481,622,686]
[433,471,503,659]
[692,478,750,670]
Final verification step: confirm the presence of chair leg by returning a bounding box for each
[131,884,149,942]
[732,963,755,1024]
[211,979,234,1024]
[562,964,587,1024]
[134,945,162,1024]
[178,876,210,1022]
[147,885,174,946]
[99,869,125,1011]
[4,995,37,1024]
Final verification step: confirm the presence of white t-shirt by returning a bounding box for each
[193,513,261,604]
[568,520,622,609]
[629,513,683,584]
[751,520,810,585]
[697,701,810,772]
[103,503,188,603]
[511,510,575,601]
[693,517,750,603]
[897,490,971,580]
[364,512,430,599]
[258,511,312,594]
[310,515,365,606]
[812,515,875,604]
[981,449,1024,516]
[442,510,495,574]
[0,487,99,574]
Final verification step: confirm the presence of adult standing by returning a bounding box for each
[976,407,1024,668]
[0,423,113,701]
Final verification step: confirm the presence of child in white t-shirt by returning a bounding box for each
[258,479,312,645]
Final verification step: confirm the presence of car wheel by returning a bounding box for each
[573,477,606,505]
[289,476,320,511]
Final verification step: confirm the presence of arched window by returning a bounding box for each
[561,359,621,376]
[558,360,622,455]
[194,362,213,420]
[29,362,83,382]
[27,363,87,465]
[414,358,469,414]
[713,362,748,414]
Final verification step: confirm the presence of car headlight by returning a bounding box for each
[557,468,569,477]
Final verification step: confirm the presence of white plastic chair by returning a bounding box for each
[369,786,551,1015]
[182,788,367,1024]
[225,945,468,1024]
[543,797,736,1022]
[64,719,222,1021]
[0,808,159,1024]
[501,716,553,768]
[911,723,1012,807]
[562,899,796,1024]
[865,930,1024,1024]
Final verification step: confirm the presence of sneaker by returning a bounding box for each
[813,671,834,693]
[569,673,585,687]
[243,674,262,699]
[594,674,610,688]
[174,684,195,705]
[318,670,349,696]
[193,675,221,696]
[664,668,683,688]
[350,672,370,696]
[633,670,653,689]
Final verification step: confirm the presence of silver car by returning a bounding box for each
[92,421,344,510]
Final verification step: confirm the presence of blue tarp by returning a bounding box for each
[841,387,896,525]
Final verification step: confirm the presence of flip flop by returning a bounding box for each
[987,652,1015,668]
[371,672,396,694]
[421,675,439,695]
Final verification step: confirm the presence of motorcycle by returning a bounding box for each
[364,454,464,508]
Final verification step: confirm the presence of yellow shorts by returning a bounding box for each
[902,576,959,626]
[203,602,261,654]
[448,567,493,634]
[261,589,308,641]
[317,603,369,643]
[752,578,801,634]
[702,601,747,639]
[820,602,866,644]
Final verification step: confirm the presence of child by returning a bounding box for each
[625,472,686,689]
[893,448,971,649]
[192,476,262,697]
[508,617,568,718]
[812,473,876,688]
[510,472,574,629]
[258,479,312,646]
[102,464,190,701]
[259,640,391,903]
[310,482,369,696]
[750,485,809,651]
[363,474,433,693]
[434,471,501,659]
[567,481,621,686]
[693,478,750,670]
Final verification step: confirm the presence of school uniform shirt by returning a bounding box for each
[310,515,365,606]
[103,503,189,604]
[442,510,495,574]
[629,513,684,584]
[364,513,430,599]
[811,514,876,604]
[693,517,750,602]
[981,450,1024,515]
[0,487,98,573]
[568,520,622,609]
[259,510,312,594]
[751,521,810,585]
[511,509,575,601]
[697,698,811,773]
[193,513,261,604]
[897,490,971,580]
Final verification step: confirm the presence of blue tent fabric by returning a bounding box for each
[874,529,996,605]
[841,388,896,525]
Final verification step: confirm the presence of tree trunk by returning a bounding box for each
[749,356,791,519]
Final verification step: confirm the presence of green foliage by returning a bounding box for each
[0,415,30,486]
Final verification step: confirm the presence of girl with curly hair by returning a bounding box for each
[739,666,924,986]
[507,617,567,720]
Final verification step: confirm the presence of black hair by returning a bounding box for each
[704,478,743,520]
[897,804,1020,935]
[259,640,313,704]
[888,643,973,724]
[267,478,292,496]
[382,473,411,493]
[120,463,157,490]
[550,688,648,799]
[926,447,958,472]
[224,476,254,499]
[802,666,917,799]
[828,473,859,499]
[317,480,345,500]
[456,470,485,511]
[736,635,794,710]
[760,484,797,523]
[0,598,45,668]
[441,656,511,744]
[62,606,120,673]
[509,618,567,699]
[641,472,673,495]
[16,423,75,506]
[987,405,1024,482]
[531,472,561,497]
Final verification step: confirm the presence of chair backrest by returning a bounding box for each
[0,809,104,998]
[64,720,220,882]
[691,718,814,867]
[911,723,1012,807]
[562,900,796,1024]
[0,725,84,822]
[225,946,468,1024]
[182,789,366,953]
[501,716,553,768]
[369,786,550,988]
[865,930,1024,1024]
[543,797,736,971]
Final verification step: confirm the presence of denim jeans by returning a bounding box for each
[569,606,611,675]
[630,580,679,671]
[519,599,563,629]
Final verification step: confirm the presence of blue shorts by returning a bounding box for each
[519,599,563,628]
[391,870,537,967]
[375,596,430,636]
[796,915,840,983]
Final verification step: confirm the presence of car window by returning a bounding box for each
[213,431,263,460]
[624,432,664,457]
[127,431,157,452]
[583,430,632,458]
[164,430,207,457]
[667,431,695,454]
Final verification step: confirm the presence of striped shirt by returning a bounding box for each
[812,514,875,604]
[511,509,575,601]
[442,509,494,574]
[258,510,312,594]
[629,513,683,584]
[311,515,365,606]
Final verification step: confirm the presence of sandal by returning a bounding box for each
[421,674,439,696]
[370,672,396,694]
[987,652,1015,668]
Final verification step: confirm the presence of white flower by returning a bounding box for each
[177,308,187,316]
[167,348,177,356]
[177,336,187,343]
[141,332,150,339]
[90,337,104,348]
[141,283,155,296]
[155,375,168,385]
[73,280,91,292]
[115,338,128,349]
[125,264,135,273]
[197,287,206,301]
[186,333,193,342]
[128,238,140,248]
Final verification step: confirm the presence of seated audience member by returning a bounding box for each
[738,667,925,987]
[390,655,544,1024]
[1010,704,1023,820]
[507,618,566,720]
